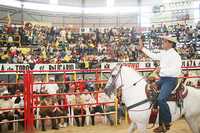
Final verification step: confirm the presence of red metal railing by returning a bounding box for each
[0,66,199,133]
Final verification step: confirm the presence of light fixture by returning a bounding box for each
[107,0,114,8]
[0,0,151,14]
[50,0,58,5]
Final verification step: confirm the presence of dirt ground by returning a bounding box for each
[37,119,192,133]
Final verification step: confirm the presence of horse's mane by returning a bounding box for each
[122,65,141,77]
[121,65,147,84]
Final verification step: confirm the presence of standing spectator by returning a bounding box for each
[33,76,42,93]
[60,28,66,42]
[0,80,8,95]
[44,76,59,94]
[0,93,14,132]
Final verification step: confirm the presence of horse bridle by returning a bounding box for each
[110,64,124,91]
[109,64,151,111]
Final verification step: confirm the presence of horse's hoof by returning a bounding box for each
[153,126,168,133]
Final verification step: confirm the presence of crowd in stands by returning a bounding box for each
[1,22,200,68]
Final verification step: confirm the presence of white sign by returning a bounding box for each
[0,63,76,74]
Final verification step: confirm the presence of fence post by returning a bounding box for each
[125,108,128,124]
[23,71,28,132]
[24,70,34,133]
[114,97,118,126]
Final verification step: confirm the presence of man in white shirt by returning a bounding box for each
[44,76,59,94]
[0,80,8,95]
[0,93,14,131]
[138,35,182,132]
[60,29,66,42]
[33,77,42,93]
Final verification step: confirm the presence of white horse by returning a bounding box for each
[104,64,200,133]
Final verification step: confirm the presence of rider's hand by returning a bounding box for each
[136,38,144,51]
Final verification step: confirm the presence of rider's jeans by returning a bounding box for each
[156,77,177,125]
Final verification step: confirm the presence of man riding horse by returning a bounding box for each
[138,35,182,132]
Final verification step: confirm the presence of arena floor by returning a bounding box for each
[38,119,192,133]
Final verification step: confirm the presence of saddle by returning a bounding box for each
[145,76,188,125]
[145,77,188,102]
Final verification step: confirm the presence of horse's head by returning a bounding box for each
[104,64,122,97]
[104,64,147,97]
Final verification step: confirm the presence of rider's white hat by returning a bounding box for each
[161,35,177,44]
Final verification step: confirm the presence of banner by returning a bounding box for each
[32,64,75,71]
[101,60,200,70]
[0,63,76,74]
[0,64,29,71]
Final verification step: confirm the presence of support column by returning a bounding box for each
[81,0,85,28]
[138,0,142,32]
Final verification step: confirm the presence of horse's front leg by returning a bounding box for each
[135,122,148,133]
[128,110,150,133]
[185,115,200,133]
[128,122,137,133]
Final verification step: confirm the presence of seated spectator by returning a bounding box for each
[39,97,59,131]
[63,76,70,93]
[197,80,200,88]
[71,89,86,127]
[16,77,24,93]
[13,90,24,128]
[0,93,14,132]
[89,92,104,126]
[57,95,68,128]
[100,92,115,126]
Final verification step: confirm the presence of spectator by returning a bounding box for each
[33,76,43,93]
[13,90,24,128]
[0,80,8,95]
[57,95,69,128]
[76,77,86,93]
[89,91,105,126]
[197,80,200,88]
[0,93,14,132]
[86,77,95,92]
[71,89,86,127]
[40,97,59,131]
[44,76,59,94]
[102,93,115,126]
